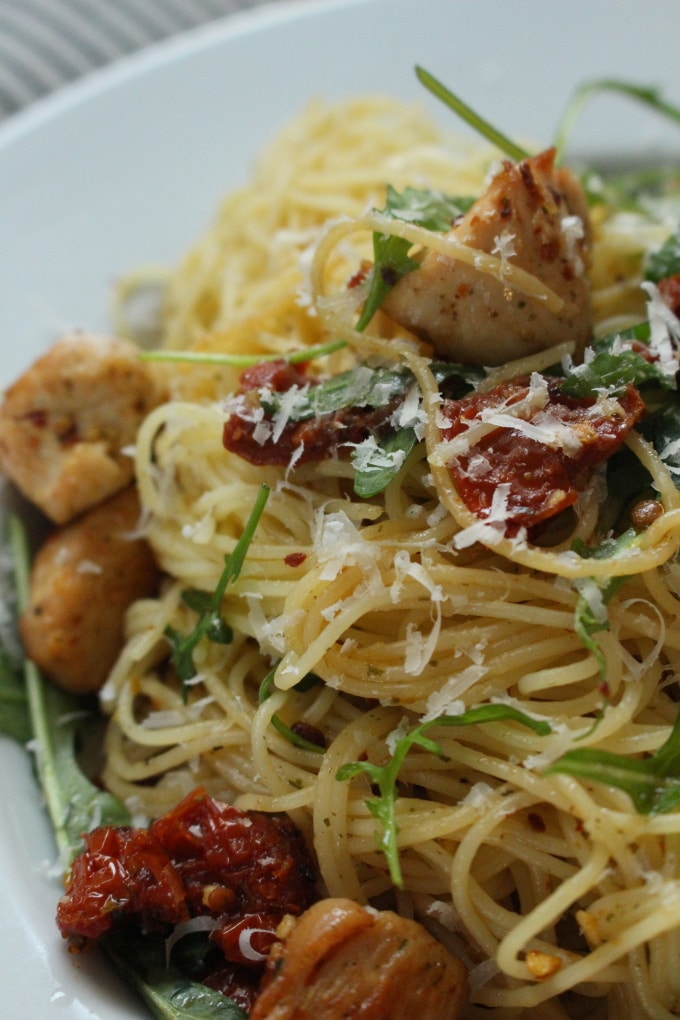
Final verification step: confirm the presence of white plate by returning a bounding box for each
[2,1,680,1016]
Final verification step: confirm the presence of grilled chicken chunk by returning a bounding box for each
[250,897,468,1020]
[383,147,592,366]
[0,331,165,523]
[19,486,159,693]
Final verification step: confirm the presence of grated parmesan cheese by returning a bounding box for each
[312,507,382,583]
[491,229,517,275]
[642,280,680,384]
[421,667,487,721]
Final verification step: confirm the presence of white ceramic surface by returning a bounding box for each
[2,1,680,1016]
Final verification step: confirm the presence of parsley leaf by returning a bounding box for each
[337,704,551,887]
[165,484,269,688]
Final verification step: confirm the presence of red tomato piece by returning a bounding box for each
[440,375,645,532]
[56,788,316,970]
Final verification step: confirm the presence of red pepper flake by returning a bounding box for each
[284,551,307,568]
[527,811,546,833]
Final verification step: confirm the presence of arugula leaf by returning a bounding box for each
[259,361,480,425]
[554,79,680,161]
[141,337,348,370]
[571,530,636,680]
[0,518,31,742]
[7,514,131,860]
[560,347,671,399]
[258,668,325,753]
[415,66,529,162]
[165,484,269,688]
[352,428,417,499]
[355,185,475,331]
[646,227,680,283]
[255,360,480,499]
[0,644,31,742]
[259,363,411,421]
[639,402,680,490]
[594,167,680,222]
[336,704,551,887]
[559,320,674,398]
[104,930,247,1020]
[546,709,680,815]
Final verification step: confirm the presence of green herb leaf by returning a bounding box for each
[260,363,412,422]
[559,322,674,398]
[165,484,269,687]
[0,652,30,742]
[571,530,636,679]
[7,515,130,861]
[546,710,680,815]
[337,703,551,887]
[554,79,680,161]
[0,646,30,743]
[592,166,680,219]
[352,428,417,498]
[415,65,529,162]
[104,930,247,1020]
[140,337,347,369]
[639,402,680,490]
[0,519,31,742]
[560,348,669,398]
[356,185,475,332]
[258,668,325,753]
[646,227,680,282]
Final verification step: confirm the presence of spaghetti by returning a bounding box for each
[104,93,680,1018]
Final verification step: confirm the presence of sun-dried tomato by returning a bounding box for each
[56,788,316,970]
[440,374,645,533]
[223,364,397,468]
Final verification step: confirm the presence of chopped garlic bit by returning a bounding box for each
[525,949,562,980]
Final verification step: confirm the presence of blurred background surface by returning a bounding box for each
[0,0,279,120]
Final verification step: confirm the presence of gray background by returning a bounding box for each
[0,0,277,119]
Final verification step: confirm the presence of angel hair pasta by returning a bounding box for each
[97,87,680,1018]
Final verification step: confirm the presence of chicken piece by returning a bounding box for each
[0,331,166,524]
[383,147,592,366]
[250,897,468,1020]
[19,486,160,694]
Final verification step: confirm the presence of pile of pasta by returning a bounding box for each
[104,95,680,1018]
